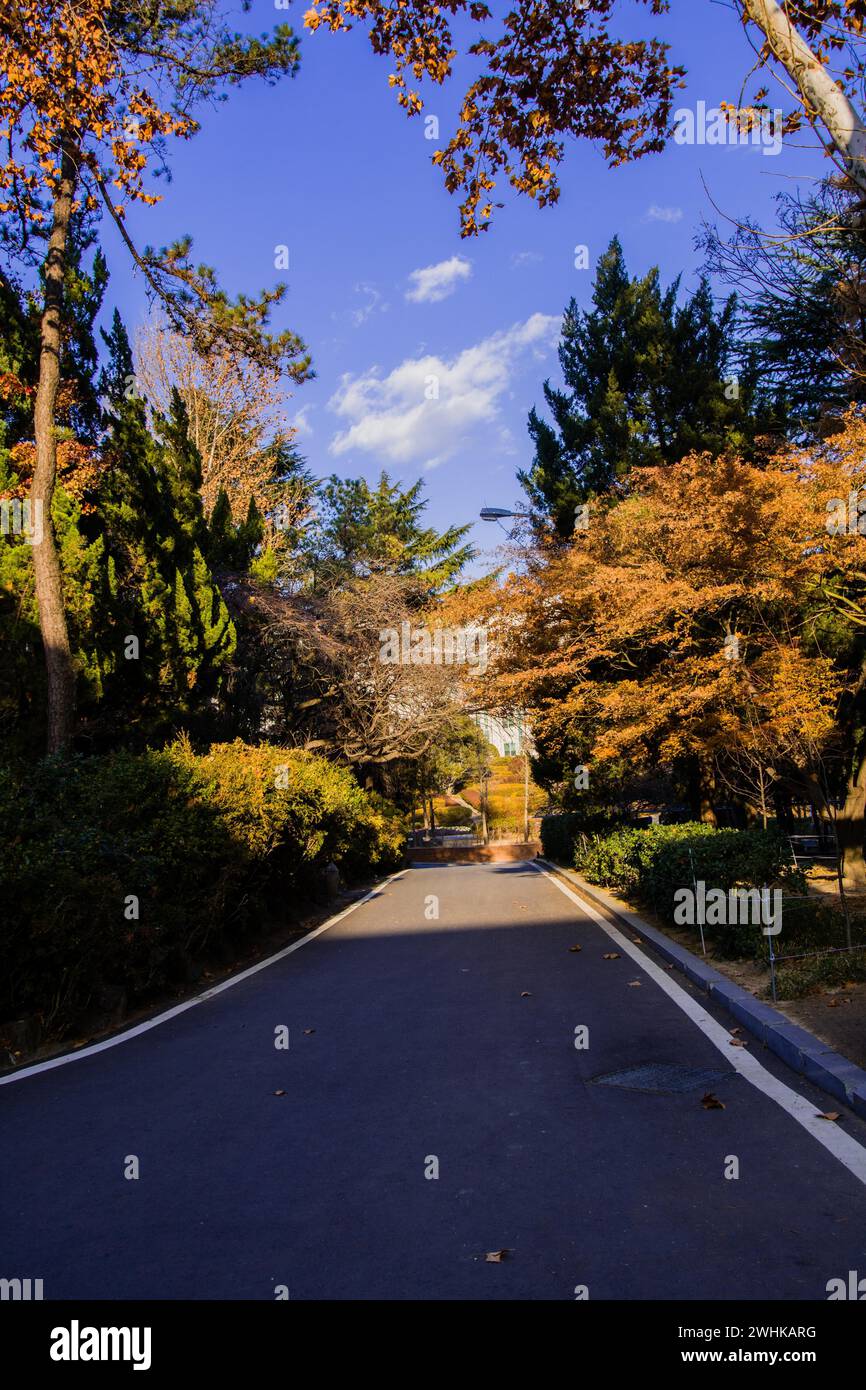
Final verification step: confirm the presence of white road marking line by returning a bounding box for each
[0,871,406,1087]
[533,863,866,1187]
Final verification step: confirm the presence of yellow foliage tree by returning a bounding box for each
[474,413,866,882]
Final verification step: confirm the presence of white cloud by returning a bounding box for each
[405,255,472,304]
[511,250,544,268]
[645,204,683,223]
[351,282,388,326]
[291,407,314,437]
[328,312,559,470]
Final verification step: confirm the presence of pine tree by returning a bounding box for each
[303,471,474,593]
[97,314,236,738]
[699,180,866,426]
[0,236,112,748]
[519,238,767,536]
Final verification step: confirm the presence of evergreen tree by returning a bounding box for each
[699,180,866,427]
[0,237,111,749]
[97,315,236,738]
[302,471,474,593]
[519,238,767,536]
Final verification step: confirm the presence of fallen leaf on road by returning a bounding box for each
[665,964,675,971]
[568,945,583,953]
[632,937,643,944]
[520,991,532,998]
[273,1090,286,1097]
[817,1111,842,1122]
[304,1028,315,1034]
[701,1093,725,1110]
[628,980,642,988]
[729,1039,747,1047]
[485,1250,510,1263]
[603,952,621,960]
[731,1027,742,1035]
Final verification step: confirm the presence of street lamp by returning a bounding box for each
[479,505,531,537]
[479,506,530,521]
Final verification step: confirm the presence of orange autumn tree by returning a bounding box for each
[473,414,866,882]
[0,1,310,750]
[306,1,866,232]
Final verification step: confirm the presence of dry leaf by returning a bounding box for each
[731,1027,742,1035]
[701,1092,725,1110]
[632,937,643,944]
[485,1249,510,1263]
[273,1090,286,1097]
[520,991,532,998]
[817,1111,842,1122]
[729,1039,747,1047]
[304,1028,315,1034]
[568,945,583,953]
[603,952,621,960]
[628,980,642,988]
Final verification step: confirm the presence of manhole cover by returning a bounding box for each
[591,1063,732,1094]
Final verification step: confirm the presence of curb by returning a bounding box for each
[538,857,866,1122]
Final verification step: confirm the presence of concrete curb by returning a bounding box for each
[538,857,866,1121]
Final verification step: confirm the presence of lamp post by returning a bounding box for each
[523,719,530,843]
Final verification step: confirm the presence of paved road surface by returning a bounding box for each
[3,861,866,1300]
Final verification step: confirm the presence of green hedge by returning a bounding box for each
[540,813,583,863]
[574,822,801,954]
[541,806,623,863]
[0,739,405,1038]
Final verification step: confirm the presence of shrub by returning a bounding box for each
[574,822,801,955]
[435,804,474,828]
[540,813,583,863]
[0,740,404,1038]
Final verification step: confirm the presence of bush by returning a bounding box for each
[540,813,583,863]
[0,740,405,1038]
[435,804,474,827]
[574,822,801,955]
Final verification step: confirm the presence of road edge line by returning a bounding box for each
[536,856,866,1124]
[0,870,407,1087]
[531,860,866,1186]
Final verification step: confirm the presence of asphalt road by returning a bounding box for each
[3,860,866,1301]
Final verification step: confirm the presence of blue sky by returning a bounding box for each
[102,0,827,567]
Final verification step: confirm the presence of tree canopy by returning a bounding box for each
[519,238,768,536]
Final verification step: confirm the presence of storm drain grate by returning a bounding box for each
[590,1063,732,1094]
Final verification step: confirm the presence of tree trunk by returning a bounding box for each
[740,0,866,198]
[687,759,718,825]
[836,751,866,887]
[31,140,77,753]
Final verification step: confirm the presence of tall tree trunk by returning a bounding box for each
[740,0,866,198]
[31,140,77,753]
[688,758,718,825]
[836,749,866,887]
